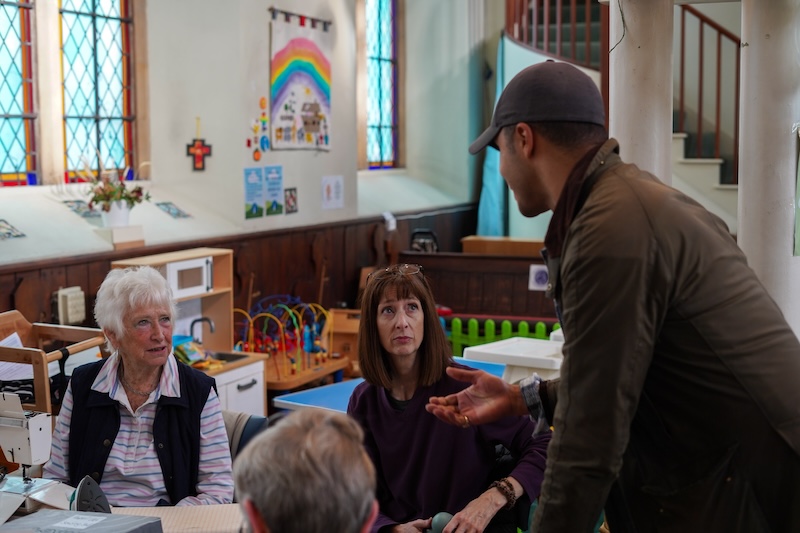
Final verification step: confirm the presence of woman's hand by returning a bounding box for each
[425,367,526,427]
[443,476,524,533]
[442,489,505,533]
[391,518,432,532]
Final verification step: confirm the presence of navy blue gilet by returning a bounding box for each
[67,358,215,505]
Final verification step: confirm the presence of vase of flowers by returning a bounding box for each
[88,171,151,228]
[101,200,131,228]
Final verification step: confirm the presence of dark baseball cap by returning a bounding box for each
[469,60,605,154]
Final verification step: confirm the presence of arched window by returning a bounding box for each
[0,1,36,186]
[61,0,134,181]
[357,0,403,170]
[0,0,143,187]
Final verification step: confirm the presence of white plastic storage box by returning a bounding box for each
[463,337,563,383]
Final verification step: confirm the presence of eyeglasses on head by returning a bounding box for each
[367,263,424,282]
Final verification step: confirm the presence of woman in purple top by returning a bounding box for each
[347,264,550,533]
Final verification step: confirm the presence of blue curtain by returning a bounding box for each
[476,36,507,236]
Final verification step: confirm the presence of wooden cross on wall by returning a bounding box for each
[187,138,212,171]
[187,117,212,171]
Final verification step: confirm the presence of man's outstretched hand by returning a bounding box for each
[425,366,525,427]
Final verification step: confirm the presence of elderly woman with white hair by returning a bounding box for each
[43,266,234,506]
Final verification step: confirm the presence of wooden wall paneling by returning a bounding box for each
[484,272,515,312]
[0,274,17,312]
[86,260,112,327]
[426,266,458,310]
[283,231,306,300]
[394,220,418,255]
[341,222,377,308]
[534,289,556,317]
[65,264,89,293]
[263,234,283,306]
[320,225,346,309]
[284,231,314,303]
[228,236,249,304]
[0,204,479,325]
[64,264,90,324]
[397,250,557,319]
[41,267,70,322]
[509,274,531,316]
[223,241,246,305]
[311,230,330,305]
[465,273,487,313]
[12,270,46,322]
[290,231,323,305]
[257,234,280,305]
[248,234,271,310]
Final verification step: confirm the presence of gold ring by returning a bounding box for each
[462,415,470,428]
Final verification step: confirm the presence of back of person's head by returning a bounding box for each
[358,264,452,389]
[233,409,377,533]
[470,60,608,154]
[94,266,176,352]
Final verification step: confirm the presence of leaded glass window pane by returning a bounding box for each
[61,0,133,182]
[365,0,396,169]
[0,1,37,186]
[62,0,92,14]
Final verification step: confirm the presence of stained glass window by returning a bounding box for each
[365,0,397,169]
[61,0,133,182]
[0,1,36,186]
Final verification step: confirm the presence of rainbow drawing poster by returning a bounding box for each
[270,18,332,151]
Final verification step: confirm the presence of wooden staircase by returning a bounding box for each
[507,0,740,232]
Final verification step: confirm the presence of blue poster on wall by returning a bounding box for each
[265,165,284,215]
[244,167,265,219]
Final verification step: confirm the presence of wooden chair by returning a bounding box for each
[0,310,105,415]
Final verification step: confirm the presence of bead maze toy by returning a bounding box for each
[233,295,334,382]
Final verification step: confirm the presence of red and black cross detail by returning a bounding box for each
[186,138,212,171]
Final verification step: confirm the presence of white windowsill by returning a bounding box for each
[357,169,462,217]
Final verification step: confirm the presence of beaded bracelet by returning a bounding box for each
[489,477,517,510]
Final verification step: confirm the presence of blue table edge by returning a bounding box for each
[272,358,505,413]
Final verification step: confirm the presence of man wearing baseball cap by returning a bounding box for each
[428,60,800,532]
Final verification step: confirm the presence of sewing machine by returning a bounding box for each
[0,392,54,516]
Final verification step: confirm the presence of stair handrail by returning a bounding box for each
[505,0,606,71]
[678,5,741,184]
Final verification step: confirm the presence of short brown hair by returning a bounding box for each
[358,265,453,389]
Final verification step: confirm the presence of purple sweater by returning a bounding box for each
[347,364,550,532]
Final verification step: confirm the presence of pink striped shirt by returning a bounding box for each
[44,353,234,506]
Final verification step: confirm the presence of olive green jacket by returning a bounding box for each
[532,139,800,533]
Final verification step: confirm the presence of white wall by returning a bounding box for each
[502,37,601,240]
[147,0,358,228]
[0,0,486,266]
[147,0,488,223]
[403,0,484,202]
[690,2,741,31]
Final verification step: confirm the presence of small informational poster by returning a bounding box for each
[321,175,344,210]
[265,165,284,215]
[285,187,298,214]
[244,167,265,219]
[528,264,549,291]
